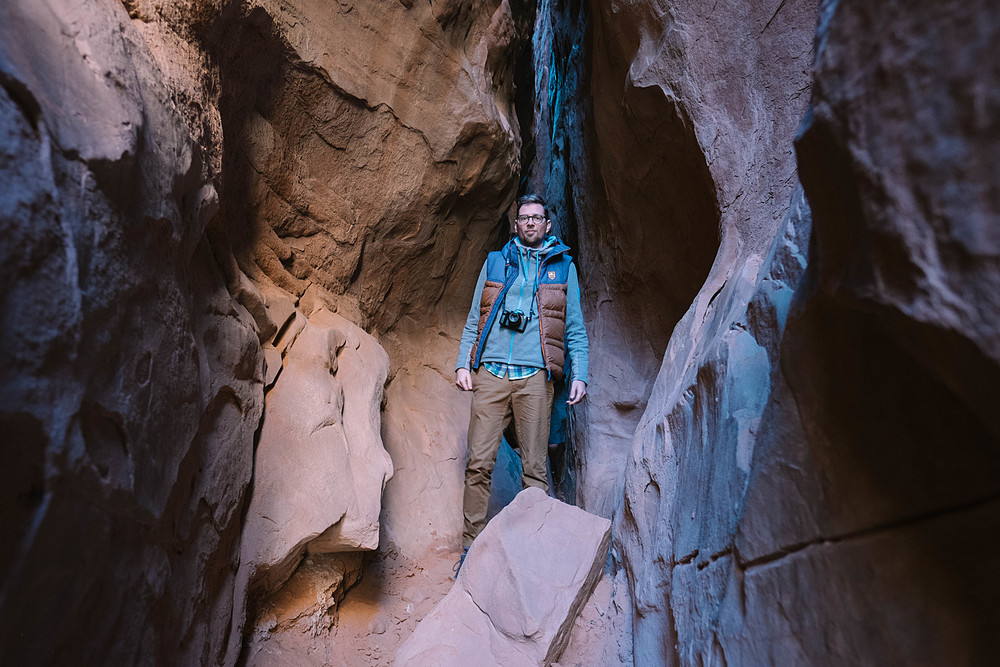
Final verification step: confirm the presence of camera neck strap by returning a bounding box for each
[514,244,542,321]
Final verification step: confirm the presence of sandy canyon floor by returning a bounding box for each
[246,543,618,666]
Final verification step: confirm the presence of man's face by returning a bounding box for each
[516,203,551,248]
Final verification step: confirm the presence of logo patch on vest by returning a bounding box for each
[547,270,556,280]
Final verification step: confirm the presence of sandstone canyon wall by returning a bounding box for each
[1,0,532,663]
[528,0,999,664]
[530,0,818,527]
[3,0,999,664]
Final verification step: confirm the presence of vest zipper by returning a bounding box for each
[474,241,569,373]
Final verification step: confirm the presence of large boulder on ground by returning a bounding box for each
[396,487,611,667]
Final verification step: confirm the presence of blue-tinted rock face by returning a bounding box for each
[530,0,1000,664]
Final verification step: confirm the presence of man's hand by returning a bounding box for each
[455,368,473,391]
[567,380,587,405]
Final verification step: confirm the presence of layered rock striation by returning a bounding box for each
[1,0,533,663]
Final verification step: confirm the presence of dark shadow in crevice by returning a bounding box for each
[529,0,722,515]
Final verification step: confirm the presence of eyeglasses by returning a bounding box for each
[517,215,546,224]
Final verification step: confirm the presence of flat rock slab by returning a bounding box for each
[396,487,611,666]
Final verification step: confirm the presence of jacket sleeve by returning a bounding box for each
[564,263,589,384]
[456,262,489,371]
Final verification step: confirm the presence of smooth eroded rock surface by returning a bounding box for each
[202,0,536,565]
[396,488,611,667]
[1,0,530,662]
[239,309,392,594]
[1,0,260,663]
[7,0,999,663]
[598,0,1000,664]
[529,0,818,520]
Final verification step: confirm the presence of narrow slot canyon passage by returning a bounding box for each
[2,0,999,666]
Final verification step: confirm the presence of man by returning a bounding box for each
[455,193,589,559]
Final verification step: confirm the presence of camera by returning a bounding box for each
[499,309,527,332]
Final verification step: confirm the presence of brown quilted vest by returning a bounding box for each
[469,280,568,382]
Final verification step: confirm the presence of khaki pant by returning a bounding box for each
[462,368,553,547]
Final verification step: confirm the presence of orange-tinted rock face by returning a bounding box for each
[208,0,522,332]
[203,0,533,566]
[1,0,530,663]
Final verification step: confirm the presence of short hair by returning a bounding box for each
[517,193,549,220]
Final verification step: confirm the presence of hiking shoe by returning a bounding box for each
[453,547,470,579]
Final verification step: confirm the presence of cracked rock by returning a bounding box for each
[395,488,611,667]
